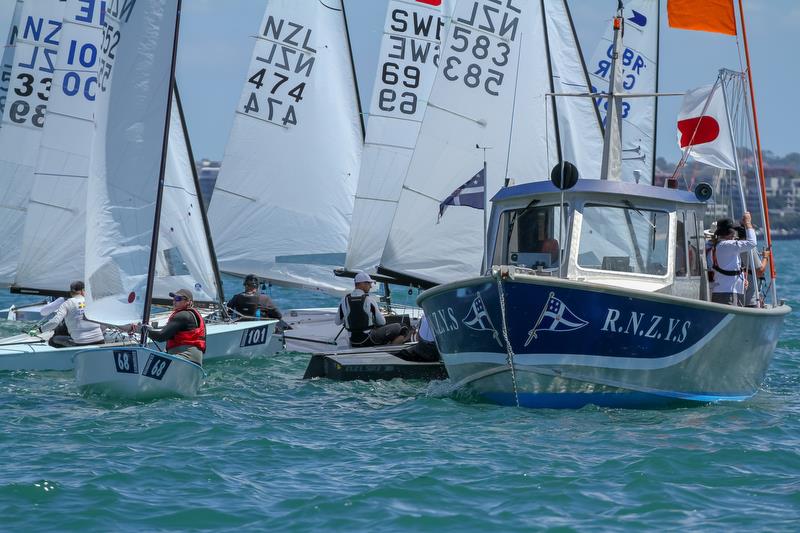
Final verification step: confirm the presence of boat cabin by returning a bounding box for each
[487,180,710,299]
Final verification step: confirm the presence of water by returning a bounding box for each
[1,252,798,531]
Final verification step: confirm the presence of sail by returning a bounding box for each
[0,0,24,120]
[207,0,362,295]
[587,0,658,183]
[84,0,179,325]
[152,91,220,305]
[544,0,604,180]
[344,0,451,274]
[15,0,105,293]
[381,0,599,285]
[0,0,66,285]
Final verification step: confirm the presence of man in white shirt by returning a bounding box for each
[706,212,756,306]
[37,281,105,347]
[335,272,409,347]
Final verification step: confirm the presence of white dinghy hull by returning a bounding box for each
[75,346,204,400]
[0,319,279,372]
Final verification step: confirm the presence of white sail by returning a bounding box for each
[544,0,604,180]
[208,0,362,295]
[152,91,220,305]
[587,0,658,183]
[381,0,600,284]
[0,0,66,285]
[17,1,219,308]
[0,0,24,121]
[15,0,105,293]
[344,0,451,274]
[84,0,179,325]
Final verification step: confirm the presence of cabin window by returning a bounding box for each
[675,211,688,277]
[578,204,669,276]
[494,204,567,269]
[689,211,702,276]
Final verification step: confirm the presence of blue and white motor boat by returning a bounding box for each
[417,180,790,408]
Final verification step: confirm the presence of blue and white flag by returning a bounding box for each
[462,291,502,347]
[438,168,485,220]
[525,292,588,346]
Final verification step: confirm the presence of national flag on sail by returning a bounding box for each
[524,292,588,346]
[676,82,736,171]
[462,292,502,347]
[667,0,736,36]
[438,168,485,220]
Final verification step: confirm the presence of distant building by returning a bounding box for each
[196,159,220,209]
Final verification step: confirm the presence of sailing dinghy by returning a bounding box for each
[0,0,278,372]
[73,0,205,398]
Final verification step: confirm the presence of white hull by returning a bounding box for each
[75,346,204,399]
[0,319,279,372]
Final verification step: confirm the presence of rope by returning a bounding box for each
[495,273,520,407]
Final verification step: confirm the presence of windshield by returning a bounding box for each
[578,204,669,275]
[493,204,567,269]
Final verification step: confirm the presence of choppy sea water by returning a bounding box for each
[1,248,798,532]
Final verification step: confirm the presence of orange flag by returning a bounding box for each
[668,0,737,35]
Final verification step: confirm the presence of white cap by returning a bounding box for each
[354,272,375,284]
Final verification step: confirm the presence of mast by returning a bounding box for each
[173,83,229,320]
[599,2,625,181]
[651,0,661,184]
[539,0,563,165]
[736,0,777,297]
[141,0,182,344]
[340,0,365,140]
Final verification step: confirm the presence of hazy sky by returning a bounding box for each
[2,0,797,162]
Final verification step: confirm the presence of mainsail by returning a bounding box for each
[84,0,180,325]
[344,0,451,274]
[380,0,602,285]
[208,0,363,295]
[16,1,220,309]
[587,0,658,183]
[0,0,24,120]
[15,0,106,294]
[0,0,66,285]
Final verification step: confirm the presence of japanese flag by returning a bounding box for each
[676,83,736,170]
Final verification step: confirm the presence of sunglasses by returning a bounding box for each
[173,296,187,302]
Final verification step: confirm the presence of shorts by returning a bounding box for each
[167,345,204,366]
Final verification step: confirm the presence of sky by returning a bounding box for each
[2,0,798,163]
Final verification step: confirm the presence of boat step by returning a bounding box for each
[303,351,447,381]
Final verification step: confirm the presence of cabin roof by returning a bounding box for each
[492,179,706,206]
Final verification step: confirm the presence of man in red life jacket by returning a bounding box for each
[146,288,206,365]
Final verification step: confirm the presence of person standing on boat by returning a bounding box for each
[142,289,206,365]
[335,272,409,347]
[35,281,105,348]
[707,212,757,306]
[742,247,770,308]
[226,274,282,321]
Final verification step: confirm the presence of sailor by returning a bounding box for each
[142,288,206,365]
[34,281,105,348]
[741,247,770,308]
[396,314,441,362]
[706,212,756,306]
[335,272,409,347]
[226,274,282,320]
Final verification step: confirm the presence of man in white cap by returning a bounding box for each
[335,272,409,347]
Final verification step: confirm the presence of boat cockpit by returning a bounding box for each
[486,180,710,299]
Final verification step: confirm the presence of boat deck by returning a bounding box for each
[303,344,447,381]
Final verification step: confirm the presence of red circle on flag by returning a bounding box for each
[677,116,720,148]
[128,292,136,303]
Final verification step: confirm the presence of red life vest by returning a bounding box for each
[166,307,206,353]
